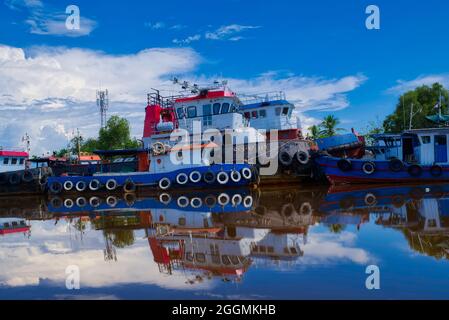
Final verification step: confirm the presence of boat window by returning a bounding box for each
[221,103,230,114]
[203,104,212,115]
[282,107,289,116]
[187,106,197,118]
[12,221,18,227]
[259,245,266,253]
[178,217,186,226]
[252,111,258,119]
[20,221,26,226]
[176,107,185,119]
[290,247,298,254]
[195,253,206,263]
[3,158,9,165]
[213,103,221,115]
[267,246,274,253]
[19,158,24,165]
[11,158,17,165]
[244,112,251,120]
[259,109,267,118]
[231,104,239,112]
[421,136,431,144]
[186,252,194,262]
[230,255,240,265]
[3,222,10,228]
[221,255,231,265]
[275,107,281,116]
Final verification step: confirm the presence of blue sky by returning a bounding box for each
[1,0,449,154]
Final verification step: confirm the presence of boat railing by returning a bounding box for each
[238,91,286,104]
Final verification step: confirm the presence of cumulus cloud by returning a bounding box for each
[5,0,97,37]
[387,74,449,94]
[0,220,213,291]
[0,44,200,154]
[0,44,364,155]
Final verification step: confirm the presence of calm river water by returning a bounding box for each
[1,183,449,300]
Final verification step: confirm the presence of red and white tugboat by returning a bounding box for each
[142,81,316,183]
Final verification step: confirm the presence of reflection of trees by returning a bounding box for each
[108,229,135,248]
[402,229,449,260]
[328,224,345,234]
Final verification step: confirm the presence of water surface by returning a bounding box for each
[1,183,449,300]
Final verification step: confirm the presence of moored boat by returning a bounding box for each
[316,127,449,184]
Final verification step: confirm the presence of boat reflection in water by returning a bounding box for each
[320,183,449,259]
[2,183,449,298]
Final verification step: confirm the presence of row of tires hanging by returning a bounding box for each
[336,158,446,177]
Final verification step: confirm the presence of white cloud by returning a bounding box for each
[205,24,260,41]
[0,44,200,155]
[172,34,201,45]
[144,21,165,30]
[5,0,97,37]
[387,74,449,94]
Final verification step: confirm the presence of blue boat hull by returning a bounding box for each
[315,156,449,184]
[46,164,258,194]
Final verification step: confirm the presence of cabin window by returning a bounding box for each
[290,247,298,254]
[12,221,18,227]
[267,246,274,253]
[3,222,10,228]
[213,103,221,115]
[176,107,185,119]
[244,112,251,120]
[282,107,289,116]
[421,136,431,144]
[19,158,24,165]
[275,107,281,116]
[259,109,267,118]
[221,255,231,265]
[230,255,240,265]
[178,217,186,226]
[186,252,194,262]
[221,103,230,114]
[187,106,197,118]
[231,104,238,112]
[11,158,17,165]
[252,111,258,119]
[203,104,212,126]
[195,253,206,263]
[3,158,9,165]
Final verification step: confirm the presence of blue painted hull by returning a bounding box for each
[315,156,449,184]
[47,188,255,214]
[46,163,258,194]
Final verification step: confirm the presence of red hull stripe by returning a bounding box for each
[0,227,30,235]
[0,151,28,157]
[175,90,235,103]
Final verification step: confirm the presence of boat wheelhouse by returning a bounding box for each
[0,149,28,173]
[0,218,30,236]
[316,127,449,184]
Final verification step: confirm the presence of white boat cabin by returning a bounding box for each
[239,93,301,133]
[0,150,28,173]
[371,128,449,165]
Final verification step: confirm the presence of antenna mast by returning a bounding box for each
[97,89,109,128]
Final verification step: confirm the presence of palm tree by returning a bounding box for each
[319,115,345,137]
[308,125,321,139]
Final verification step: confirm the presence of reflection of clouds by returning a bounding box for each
[0,220,211,291]
[302,231,371,265]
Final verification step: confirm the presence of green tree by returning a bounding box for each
[319,115,345,137]
[383,83,449,133]
[308,125,321,139]
[96,116,140,150]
